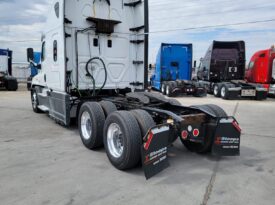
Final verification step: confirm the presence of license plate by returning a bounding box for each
[269,90,275,94]
[241,89,256,97]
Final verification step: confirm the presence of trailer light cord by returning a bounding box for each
[85,57,107,96]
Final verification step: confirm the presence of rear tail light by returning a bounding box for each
[193,129,200,137]
[181,130,188,140]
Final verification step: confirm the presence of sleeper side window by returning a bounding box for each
[54,2,59,18]
[248,61,254,70]
[53,40,58,62]
[41,42,46,62]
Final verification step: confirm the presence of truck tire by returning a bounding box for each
[31,88,42,113]
[220,84,230,99]
[103,111,142,170]
[194,83,207,97]
[204,104,228,117]
[5,79,18,91]
[166,82,174,97]
[161,83,167,95]
[181,140,210,153]
[191,104,228,118]
[181,104,227,153]
[130,109,156,138]
[27,76,32,91]
[213,83,221,97]
[78,102,105,149]
[168,99,181,106]
[99,101,117,118]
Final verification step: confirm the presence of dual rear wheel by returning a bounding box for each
[78,102,227,168]
[213,83,230,99]
[78,102,155,170]
[161,82,176,97]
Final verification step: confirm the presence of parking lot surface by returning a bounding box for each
[1,86,275,205]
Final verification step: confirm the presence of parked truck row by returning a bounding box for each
[150,41,274,100]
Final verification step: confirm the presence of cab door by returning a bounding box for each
[42,1,66,92]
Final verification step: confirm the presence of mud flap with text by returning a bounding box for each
[141,124,170,179]
[212,117,241,156]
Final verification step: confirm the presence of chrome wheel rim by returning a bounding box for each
[32,92,37,108]
[166,85,170,96]
[161,84,165,93]
[81,111,92,140]
[221,87,226,97]
[107,123,124,158]
[214,85,218,96]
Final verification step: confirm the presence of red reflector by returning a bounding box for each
[181,130,188,140]
[193,129,200,137]
[232,121,242,133]
[144,132,154,150]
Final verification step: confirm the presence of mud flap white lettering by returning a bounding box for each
[212,117,241,156]
[142,124,170,179]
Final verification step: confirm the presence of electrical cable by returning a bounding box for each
[0,40,40,43]
[143,18,275,35]
[85,57,107,96]
[151,4,275,21]
[150,1,275,12]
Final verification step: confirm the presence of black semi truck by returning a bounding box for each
[0,49,18,91]
[196,41,267,100]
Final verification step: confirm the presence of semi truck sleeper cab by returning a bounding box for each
[29,0,241,179]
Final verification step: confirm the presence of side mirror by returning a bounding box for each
[27,48,34,62]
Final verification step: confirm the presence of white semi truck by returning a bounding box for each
[28,0,241,179]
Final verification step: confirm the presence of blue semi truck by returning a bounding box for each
[150,43,206,97]
[0,49,18,91]
[27,49,41,90]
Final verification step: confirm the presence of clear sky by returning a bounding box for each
[0,0,274,64]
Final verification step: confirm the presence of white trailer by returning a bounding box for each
[29,0,241,179]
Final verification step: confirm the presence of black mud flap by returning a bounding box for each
[141,124,170,179]
[212,117,241,156]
